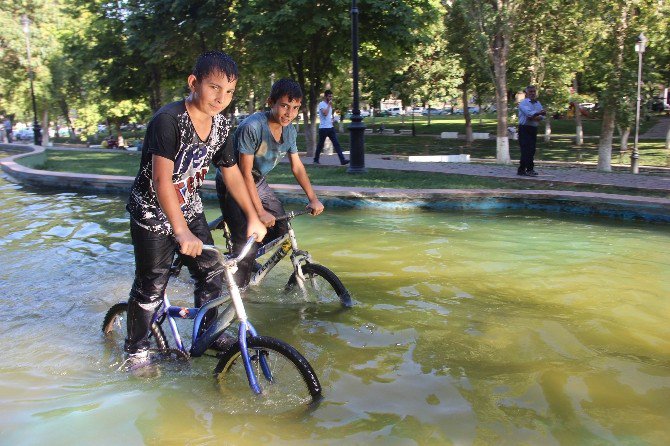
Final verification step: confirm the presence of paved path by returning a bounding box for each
[641,116,670,139]
[299,153,670,192]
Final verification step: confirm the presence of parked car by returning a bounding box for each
[422,107,444,116]
[385,107,405,116]
[407,107,424,116]
[345,110,371,118]
[15,128,35,141]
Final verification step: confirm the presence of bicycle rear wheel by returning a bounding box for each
[214,335,321,403]
[102,302,168,351]
[285,263,352,307]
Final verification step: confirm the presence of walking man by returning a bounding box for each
[517,85,546,176]
[313,89,349,165]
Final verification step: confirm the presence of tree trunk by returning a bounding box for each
[149,65,162,112]
[572,78,583,146]
[620,126,630,152]
[462,86,473,145]
[597,3,628,171]
[597,107,616,171]
[544,116,551,142]
[666,122,670,150]
[41,107,49,147]
[492,33,510,163]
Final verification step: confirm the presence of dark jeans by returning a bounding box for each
[314,127,346,163]
[518,124,538,173]
[215,175,288,287]
[125,214,223,353]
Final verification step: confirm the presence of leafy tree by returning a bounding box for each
[235,0,443,155]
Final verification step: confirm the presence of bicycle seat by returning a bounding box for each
[209,216,226,231]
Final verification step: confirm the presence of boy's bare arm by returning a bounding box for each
[219,163,267,240]
[288,153,324,215]
[152,155,202,257]
[238,154,276,227]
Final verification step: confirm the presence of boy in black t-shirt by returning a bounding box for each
[124,51,266,371]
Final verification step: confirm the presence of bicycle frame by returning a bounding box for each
[222,210,313,292]
[150,240,271,394]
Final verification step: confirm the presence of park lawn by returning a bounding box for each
[338,113,658,136]
[27,149,668,198]
[297,133,670,167]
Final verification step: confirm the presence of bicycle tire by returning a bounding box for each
[285,263,352,307]
[214,335,322,402]
[102,302,168,351]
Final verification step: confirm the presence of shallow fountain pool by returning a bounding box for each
[0,176,668,445]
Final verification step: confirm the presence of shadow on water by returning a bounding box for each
[1,176,669,444]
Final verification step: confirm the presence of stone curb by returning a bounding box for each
[2,143,669,222]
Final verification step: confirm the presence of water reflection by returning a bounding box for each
[0,176,668,444]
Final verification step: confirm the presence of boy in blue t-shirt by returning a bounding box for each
[216,78,324,286]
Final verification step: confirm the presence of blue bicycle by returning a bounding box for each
[102,235,322,402]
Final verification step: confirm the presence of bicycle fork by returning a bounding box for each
[224,267,272,395]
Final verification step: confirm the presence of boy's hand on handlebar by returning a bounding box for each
[175,230,203,257]
[308,199,324,216]
[247,216,267,242]
[259,210,276,227]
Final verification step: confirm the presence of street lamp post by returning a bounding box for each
[631,32,647,174]
[411,99,416,137]
[21,15,41,146]
[347,0,366,173]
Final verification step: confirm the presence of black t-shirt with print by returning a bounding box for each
[126,100,236,234]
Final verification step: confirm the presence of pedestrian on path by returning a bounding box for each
[2,116,13,143]
[313,89,349,165]
[517,85,546,176]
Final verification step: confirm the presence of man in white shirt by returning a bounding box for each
[313,90,349,165]
[517,85,546,176]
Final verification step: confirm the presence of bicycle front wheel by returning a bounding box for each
[102,302,168,351]
[285,263,352,307]
[214,335,321,403]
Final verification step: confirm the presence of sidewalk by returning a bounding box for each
[299,153,670,192]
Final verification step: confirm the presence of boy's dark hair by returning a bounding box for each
[324,89,333,95]
[192,51,238,81]
[269,79,303,103]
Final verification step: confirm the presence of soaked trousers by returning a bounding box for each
[125,214,223,353]
[215,174,288,287]
[518,124,538,173]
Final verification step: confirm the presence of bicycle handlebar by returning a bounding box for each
[275,209,311,222]
[202,233,257,265]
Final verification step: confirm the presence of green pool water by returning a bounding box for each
[0,177,668,445]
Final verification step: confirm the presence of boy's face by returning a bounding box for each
[188,71,237,117]
[270,95,302,127]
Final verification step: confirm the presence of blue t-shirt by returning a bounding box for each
[234,112,298,180]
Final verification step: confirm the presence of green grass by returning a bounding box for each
[292,114,670,167]
[26,149,669,198]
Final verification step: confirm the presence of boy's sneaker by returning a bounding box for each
[121,350,158,377]
[210,332,237,352]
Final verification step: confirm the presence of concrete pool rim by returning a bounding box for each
[2,144,669,223]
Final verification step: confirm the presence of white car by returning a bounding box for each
[385,107,405,116]
[15,128,35,141]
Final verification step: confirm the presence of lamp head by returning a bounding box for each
[635,33,647,53]
[21,15,30,33]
